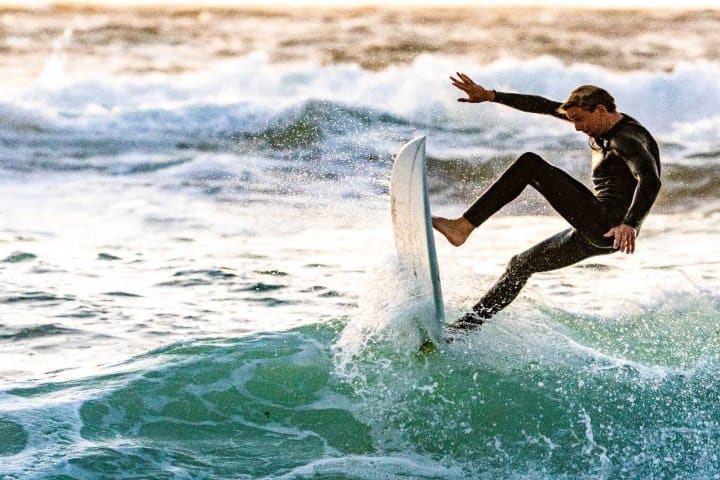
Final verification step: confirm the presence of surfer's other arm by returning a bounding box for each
[602,131,662,254]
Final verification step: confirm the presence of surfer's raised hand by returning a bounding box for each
[450,72,495,103]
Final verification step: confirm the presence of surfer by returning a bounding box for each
[433,73,661,331]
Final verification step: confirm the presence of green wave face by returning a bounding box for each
[4,299,720,480]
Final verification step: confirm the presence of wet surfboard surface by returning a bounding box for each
[390,136,444,349]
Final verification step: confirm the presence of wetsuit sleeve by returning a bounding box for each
[492,91,569,121]
[612,131,662,229]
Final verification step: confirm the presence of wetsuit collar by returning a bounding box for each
[598,113,627,141]
[590,114,627,152]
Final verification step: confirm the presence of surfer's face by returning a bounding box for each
[565,105,607,137]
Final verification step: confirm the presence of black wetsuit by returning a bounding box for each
[455,91,662,329]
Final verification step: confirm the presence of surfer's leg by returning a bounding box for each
[451,229,614,330]
[463,152,617,247]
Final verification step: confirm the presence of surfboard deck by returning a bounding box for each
[390,136,444,350]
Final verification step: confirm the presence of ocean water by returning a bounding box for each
[1,5,720,479]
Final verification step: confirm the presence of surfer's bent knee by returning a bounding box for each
[516,152,545,168]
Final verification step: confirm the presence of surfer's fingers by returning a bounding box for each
[628,237,636,254]
[454,72,476,86]
[452,84,473,96]
[458,72,473,83]
[451,77,470,88]
[621,234,635,254]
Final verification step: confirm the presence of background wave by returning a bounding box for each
[2,55,716,212]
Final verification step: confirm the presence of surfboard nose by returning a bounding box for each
[394,136,426,164]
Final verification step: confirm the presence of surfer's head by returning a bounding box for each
[559,85,617,114]
[559,85,620,136]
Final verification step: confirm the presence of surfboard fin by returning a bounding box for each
[418,339,438,355]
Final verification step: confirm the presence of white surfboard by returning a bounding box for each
[390,136,444,347]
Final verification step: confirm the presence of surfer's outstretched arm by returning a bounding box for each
[451,72,568,121]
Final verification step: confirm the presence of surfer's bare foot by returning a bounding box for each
[445,313,484,343]
[448,311,484,332]
[431,216,475,246]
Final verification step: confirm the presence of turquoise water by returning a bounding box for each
[3,291,720,479]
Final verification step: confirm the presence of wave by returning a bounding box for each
[2,284,720,479]
[0,324,79,341]
[1,54,718,209]
[4,54,720,141]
